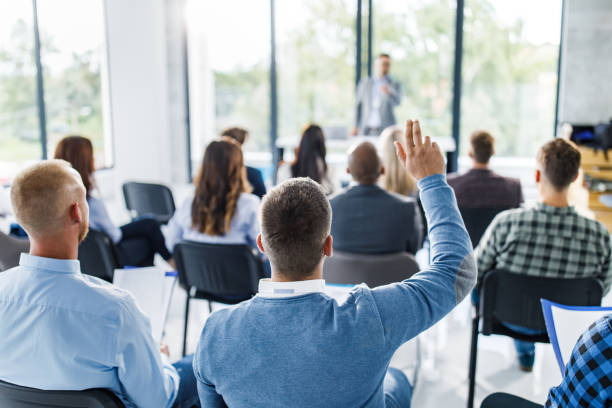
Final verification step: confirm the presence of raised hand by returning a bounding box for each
[394,119,445,180]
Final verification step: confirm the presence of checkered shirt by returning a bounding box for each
[475,203,612,294]
[546,315,612,407]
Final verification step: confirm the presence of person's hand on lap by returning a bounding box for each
[394,119,445,180]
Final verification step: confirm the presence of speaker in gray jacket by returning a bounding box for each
[329,142,423,255]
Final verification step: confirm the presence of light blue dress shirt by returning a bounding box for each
[165,192,260,252]
[88,195,123,244]
[0,254,179,408]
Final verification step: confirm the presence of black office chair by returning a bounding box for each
[174,241,266,356]
[480,392,542,408]
[458,207,512,247]
[122,182,176,224]
[0,232,29,272]
[0,379,124,408]
[323,251,420,288]
[466,270,603,408]
[78,229,121,282]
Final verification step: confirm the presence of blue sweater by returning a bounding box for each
[193,174,476,407]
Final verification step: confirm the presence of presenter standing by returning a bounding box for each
[352,53,402,136]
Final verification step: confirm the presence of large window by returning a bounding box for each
[461,0,562,157]
[276,0,355,142]
[0,2,39,182]
[0,0,111,181]
[373,0,455,138]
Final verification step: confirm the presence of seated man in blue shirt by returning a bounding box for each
[193,120,477,407]
[0,160,199,408]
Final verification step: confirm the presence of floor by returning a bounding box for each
[159,263,582,408]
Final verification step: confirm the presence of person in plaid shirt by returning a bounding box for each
[476,139,612,371]
[546,314,612,407]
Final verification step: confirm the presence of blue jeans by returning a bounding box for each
[471,290,543,360]
[384,367,413,408]
[172,355,200,408]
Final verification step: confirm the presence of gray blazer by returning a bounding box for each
[329,184,423,255]
[354,76,402,133]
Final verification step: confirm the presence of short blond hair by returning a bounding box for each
[10,160,85,237]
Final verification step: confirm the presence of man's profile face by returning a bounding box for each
[376,56,391,77]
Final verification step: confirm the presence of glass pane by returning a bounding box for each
[37,0,112,168]
[186,0,270,158]
[373,0,455,139]
[276,0,356,142]
[461,0,561,157]
[0,1,39,182]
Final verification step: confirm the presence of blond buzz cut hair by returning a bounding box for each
[10,160,86,237]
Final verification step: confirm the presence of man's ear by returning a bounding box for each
[535,169,541,184]
[573,171,579,183]
[346,167,351,175]
[257,234,266,254]
[380,165,385,176]
[468,151,474,160]
[69,203,82,225]
[323,235,333,257]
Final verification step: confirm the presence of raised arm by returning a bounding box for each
[370,120,476,349]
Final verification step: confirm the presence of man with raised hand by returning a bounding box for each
[0,160,199,407]
[194,120,476,407]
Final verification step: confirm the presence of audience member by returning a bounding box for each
[54,136,171,267]
[277,124,338,195]
[165,139,260,252]
[448,130,523,208]
[193,120,476,407]
[0,160,199,407]
[476,138,612,372]
[379,125,418,196]
[221,127,267,198]
[330,141,422,254]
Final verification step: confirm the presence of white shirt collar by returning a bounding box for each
[258,279,326,298]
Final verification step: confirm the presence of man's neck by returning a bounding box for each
[29,237,78,260]
[541,195,570,208]
[271,269,322,282]
[472,162,489,170]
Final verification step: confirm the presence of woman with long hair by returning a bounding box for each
[277,124,336,195]
[165,138,260,251]
[54,135,172,267]
[378,126,417,196]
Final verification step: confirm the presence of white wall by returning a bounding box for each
[101,0,178,200]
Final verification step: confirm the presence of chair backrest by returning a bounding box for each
[0,379,124,408]
[323,251,420,288]
[0,232,29,272]
[459,207,511,247]
[78,229,120,282]
[174,241,265,296]
[480,270,603,336]
[122,182,176,224]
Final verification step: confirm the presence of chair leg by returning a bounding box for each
[182,294,190,357]
[467,314,480,408]
[208,300,213,314]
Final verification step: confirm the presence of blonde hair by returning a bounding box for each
[10,160,85,237]
[378,126,417,195]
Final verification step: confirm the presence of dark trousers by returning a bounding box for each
[480,392,543,408]
[116,217,171,267]
[172,355,200,408]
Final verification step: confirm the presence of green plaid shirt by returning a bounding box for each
[475,203,612,294]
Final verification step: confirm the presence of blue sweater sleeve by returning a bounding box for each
[370,174,476,349]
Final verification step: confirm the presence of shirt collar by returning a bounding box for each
[258,279,326,298]
[535,202,576,215]
[19,253,81,275]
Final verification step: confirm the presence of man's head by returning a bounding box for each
[10,160,89,244]
[347,142,383,185]
[469,131,495,165]
[221,127,248,146]
[375,53,391,77]
[258,178,332,281]
[535,138,581,193]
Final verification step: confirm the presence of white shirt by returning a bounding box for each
[257,279,326,298]
[366,76,386,128]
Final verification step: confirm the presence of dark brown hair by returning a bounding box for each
[470,130,495,164]
[261,178,331,280]
[192,139,249,236]
[54,135,95,195]
[221,127,248,145]
[537,138,581,191]
[291,124,328,183]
